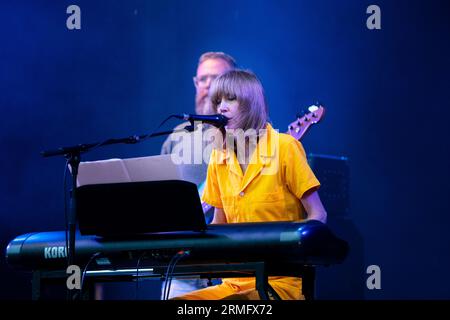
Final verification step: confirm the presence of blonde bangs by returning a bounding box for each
[209,70,268,132]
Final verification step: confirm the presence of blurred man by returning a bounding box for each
[161,52,236,159]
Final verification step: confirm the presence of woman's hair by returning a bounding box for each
[209,69,269,132]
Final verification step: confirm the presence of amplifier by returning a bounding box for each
[307,153,350,217]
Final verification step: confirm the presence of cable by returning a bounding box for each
[135,252,147,300]
[162,252,179,300]
[78,252,102,300]
[165,253,184,300]
[96,114,178,152]
[147,114,179,139]
[163,250,190,300]
[73,114,179,157]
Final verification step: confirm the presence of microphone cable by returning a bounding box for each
[147,114,181,139]
[73,114,179,157]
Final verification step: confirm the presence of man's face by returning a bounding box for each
[194,58,232,115]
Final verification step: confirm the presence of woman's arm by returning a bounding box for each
[211,207,228,224]
[300,190,327,223]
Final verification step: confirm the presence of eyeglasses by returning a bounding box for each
[193,74,218,88]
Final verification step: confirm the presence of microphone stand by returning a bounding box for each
[41,123,196,300]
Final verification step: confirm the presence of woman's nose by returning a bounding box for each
[218,100,228,110]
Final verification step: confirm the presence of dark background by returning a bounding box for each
[1,0,449,299]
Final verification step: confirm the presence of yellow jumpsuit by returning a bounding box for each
[175,124,320,300]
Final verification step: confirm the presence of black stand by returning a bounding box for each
[41,123,196,300]
[30,262,316,300]
[66,152,80,268]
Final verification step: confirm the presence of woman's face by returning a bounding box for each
[217,95,240,129]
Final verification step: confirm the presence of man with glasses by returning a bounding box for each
[160,52,236,299]
[162,52,237,155]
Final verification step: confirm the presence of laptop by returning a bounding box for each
[74,155,207,237]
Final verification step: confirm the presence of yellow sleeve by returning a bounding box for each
[201,150,223,208]
[284,139,320,199]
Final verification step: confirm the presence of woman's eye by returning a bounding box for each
[226,94,236,101]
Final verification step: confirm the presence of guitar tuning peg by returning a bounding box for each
[297,110,306,118]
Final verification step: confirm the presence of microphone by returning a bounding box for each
[175,113,228,127]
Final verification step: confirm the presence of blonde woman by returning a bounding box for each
[174,70,327,300]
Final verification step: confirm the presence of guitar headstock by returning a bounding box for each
[287,103,325,141]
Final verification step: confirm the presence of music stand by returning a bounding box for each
[75,155,207,237]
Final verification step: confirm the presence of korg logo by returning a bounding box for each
[44,246,67,259]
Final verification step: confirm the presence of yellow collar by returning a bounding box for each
[216,123,277,165]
